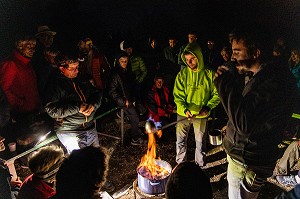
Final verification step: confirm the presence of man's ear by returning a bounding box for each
[58,66,64,73]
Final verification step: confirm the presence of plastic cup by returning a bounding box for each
[8,142,16,152]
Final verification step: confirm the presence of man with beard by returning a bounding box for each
[77,38,111,90]
[214,31,298,198]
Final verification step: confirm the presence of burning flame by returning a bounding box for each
[137,119,169,180]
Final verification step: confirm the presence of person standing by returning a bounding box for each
[44,53,102,153]
[214,31,298,198]
[173,41,220,166]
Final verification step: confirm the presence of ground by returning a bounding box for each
[15,112,294,199]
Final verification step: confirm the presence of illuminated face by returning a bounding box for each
[155,78,163,89]
[221,50,230,62]
[184,53,198,70]
[38,33,54,48]
[169,39,177,48]
[231,39,252,74]
[18,40,36,58]
[291,51,300,64]
[59,61,79,79]
[119,56,129,69]
[188,34,197,43]
[151,40,156,49]
[124,47,133,56]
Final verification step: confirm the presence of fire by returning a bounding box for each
[137,127,169,180]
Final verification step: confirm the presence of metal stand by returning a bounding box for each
[133,179,166,199]
[95,107,125,145]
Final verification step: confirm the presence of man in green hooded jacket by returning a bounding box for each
[173,41,220,166]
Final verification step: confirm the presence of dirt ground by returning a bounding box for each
[15,112,292,199]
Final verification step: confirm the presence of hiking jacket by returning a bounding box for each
[214,63,298,166]
[44,71,102,131]
[0,50,41,113]
[147,84,174,122]
[130,54,147,83]
[173,42,220,118]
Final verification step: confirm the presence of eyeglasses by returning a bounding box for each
[66,66,79,72]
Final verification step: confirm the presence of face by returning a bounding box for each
[38,33,54,48]
[291,51,300,64]
[155,78,163,89]
[18,40,36,58]
[184,53,198,70]
[44,52,58,64]
[231,39,253,74]
[207,40,214,50]
[78,40,89,53]
[151,40,156,49]
[169,39,177,48]
[124,47,133,56]
[188,34,197,43]
[59,61,79,79]
[119,56,128,69]
[221,50,230,61]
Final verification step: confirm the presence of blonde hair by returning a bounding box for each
[28,145,64,175]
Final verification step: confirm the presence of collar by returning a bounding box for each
[13,50,31,65]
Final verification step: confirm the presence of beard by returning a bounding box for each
[233,58,256,74]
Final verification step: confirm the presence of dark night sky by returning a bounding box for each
[0,0,299,59]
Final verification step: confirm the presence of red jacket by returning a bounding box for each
[91,51,111,89]
[147,85,173,122]
[18,174,56,199]
[0,51,40,113]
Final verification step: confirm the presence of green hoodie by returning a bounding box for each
[173,42,220,118]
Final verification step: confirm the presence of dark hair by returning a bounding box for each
[55,53,77,68]
[55,146,109,199]
[165,162,212,199]
[231,31,263,58]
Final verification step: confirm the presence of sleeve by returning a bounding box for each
[137,57,148,83]
[206,72,220,110]
[147,90,159,116]
[108,74,126,107]
[86,83,103,110]
[173,72,188,112]
[0,62,24,109]
[177,45,185,66]
[44,82,80,118]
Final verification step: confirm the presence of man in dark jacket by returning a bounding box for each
[214,31,298,198]
[109,53,145,146]
[44,54,102,153]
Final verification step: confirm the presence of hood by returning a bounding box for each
[181,42,204,71]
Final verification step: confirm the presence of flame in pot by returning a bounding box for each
[137,119,169,180]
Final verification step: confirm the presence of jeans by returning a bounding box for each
[176,114,207,166]
[227,155,274,199]
[56,125,99,154]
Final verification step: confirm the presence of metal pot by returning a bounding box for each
[208,129,223,146]
[137,160,172,195]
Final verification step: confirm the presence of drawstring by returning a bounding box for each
[71,79,88,127]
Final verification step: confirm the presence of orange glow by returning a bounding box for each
[137,130,169,180]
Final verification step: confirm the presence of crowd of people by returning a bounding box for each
[0,24,299,199]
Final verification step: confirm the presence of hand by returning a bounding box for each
[185,110,193,120]
[79,103,94,116]
[215,66,229,78]
[10,177,22,187]
[164,113,170,118]
[221,125,227,136]
[126,100,129,108]
[0,136,5,152]
[199,108,209,117]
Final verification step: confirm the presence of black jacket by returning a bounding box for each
[108,66,137,108]
[214,63,297,166]
[44,71,102,131]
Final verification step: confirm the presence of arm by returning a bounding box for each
[136,57,148,83]
[173,72,188,114]
[108,74,126,107]
[0,62,25,109]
